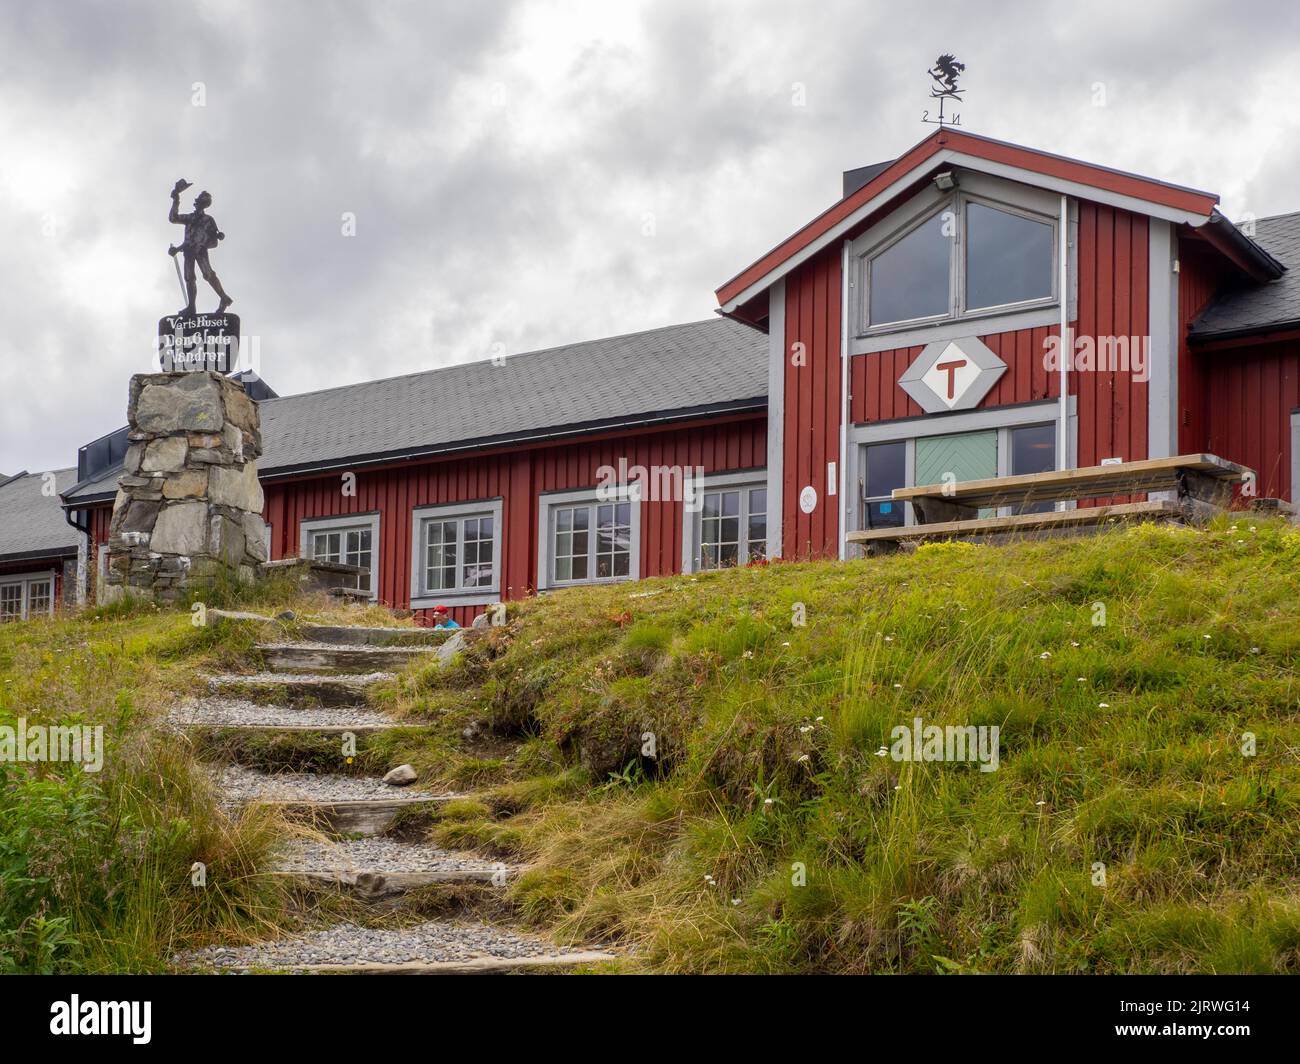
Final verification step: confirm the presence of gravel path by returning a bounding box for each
[171,698,395,730]
[218,765,432,803]
[275,837,502,874]
[177,921,594,969]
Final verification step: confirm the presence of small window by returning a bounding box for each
[0,574,55,621]
[869,212,951,326]
[861,441,906,529]
[302,514,380,597]
[410,500,502,607]
[690,479,768,571]
[552,501,631,584]
[420,511,496,595]
[540,490,640,589]
[26,579,51,617]
[312,528,373,592]
[965,203,1054,311]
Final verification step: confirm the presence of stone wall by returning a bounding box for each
[105,372,268,602]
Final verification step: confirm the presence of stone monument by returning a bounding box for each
[102,181,267,603]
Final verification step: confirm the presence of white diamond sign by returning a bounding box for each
[898,336,1007,414]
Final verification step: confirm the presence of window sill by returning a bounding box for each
[411,590,500,610]
[852,302,1060,355]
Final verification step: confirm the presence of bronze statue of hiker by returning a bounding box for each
[168,179,233,316]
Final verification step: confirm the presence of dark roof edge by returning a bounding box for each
[1188,317,1300,344]
[0,545,78,565]
[0,471,29,490]
[1199,211,1286,281]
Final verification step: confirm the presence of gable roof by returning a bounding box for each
[64,317,767,501]
[1190,212,1300,341]
[716,128,1225,312]
[0,468,80,563]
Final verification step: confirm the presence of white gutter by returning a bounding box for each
[1057,193,1070,482]
[838,239,851,559]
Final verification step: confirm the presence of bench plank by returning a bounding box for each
[895,454,1249,511]
[847,500,1183,545]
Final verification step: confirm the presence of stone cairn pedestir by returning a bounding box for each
[105,372,268,603]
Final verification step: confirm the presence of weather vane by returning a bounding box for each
[922,53,965,128]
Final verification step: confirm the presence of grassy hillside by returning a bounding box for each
[390,517,1300,973]
[4,516,1299,973]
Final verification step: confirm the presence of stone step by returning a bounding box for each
[218,767,456,836]
[206,672,393,707]
[301,624,454,647]
[175,921,616,974]
[170,697,396,732]
[256,643,434,674]
[270,838,512,896]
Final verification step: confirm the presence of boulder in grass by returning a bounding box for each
[383,764,418,787]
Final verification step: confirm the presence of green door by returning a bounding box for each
[915,430,998,488]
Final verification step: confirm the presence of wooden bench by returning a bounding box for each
[847,453,1252,550]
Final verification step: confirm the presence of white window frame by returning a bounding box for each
[409,498,503,609]
[682,472,769,573]
[536,487,641,591]
[0,570,56,621]
[300,512,381,601]
[849,171,1073,355]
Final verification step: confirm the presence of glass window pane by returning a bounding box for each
[572,555,588,580]
[27,581,51,616]
[555,557,571,582]
[869,212,950,325]
[865,441,906,499]
[1,583,22,621]
[720,491,740,517]
[1009,423,1057,514]
[966,202,1054,310]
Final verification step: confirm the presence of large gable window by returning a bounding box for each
[868,211,951,326]
[863,194,1056,331]
[965,202,1054,311]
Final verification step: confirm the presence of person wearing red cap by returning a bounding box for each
[430,605,460,629]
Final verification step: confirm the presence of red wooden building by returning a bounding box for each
[61,321,768,625]
[0,468,79,619]
[23,129,1299,624]
[715,128,1297,559]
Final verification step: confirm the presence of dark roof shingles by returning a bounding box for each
[1192,212,1300,338]
[66,317,767,499]
[0,468,80,560]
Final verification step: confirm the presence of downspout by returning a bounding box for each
[838,238,851,558]
[1058,193,1070,485]
[63,503,92,607]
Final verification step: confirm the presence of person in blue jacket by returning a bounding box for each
[431,605,460,629]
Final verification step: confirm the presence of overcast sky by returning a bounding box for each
[2,0,1297,474]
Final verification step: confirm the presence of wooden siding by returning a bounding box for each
[1201,339,1300,500]
[782,245,842,560]
[264,415,766,627]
